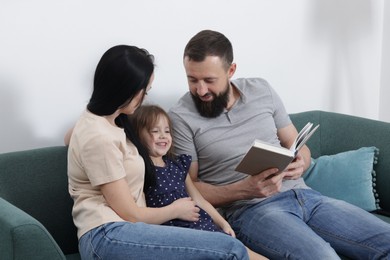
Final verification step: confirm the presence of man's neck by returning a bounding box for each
[226,83,240,111]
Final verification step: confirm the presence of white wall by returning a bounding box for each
[0,0,386,153]
[380,0,390,121]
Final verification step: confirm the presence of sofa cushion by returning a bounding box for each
[290,110,390,213]
[303,147,379,211]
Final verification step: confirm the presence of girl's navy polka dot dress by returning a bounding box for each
[146,154,220,232]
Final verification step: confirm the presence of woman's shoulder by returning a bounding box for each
[72,112,127,149]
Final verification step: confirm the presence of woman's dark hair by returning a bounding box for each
[183,30,233,70]
[87,45,156,190]
[88,45,154,115]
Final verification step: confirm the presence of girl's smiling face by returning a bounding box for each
[140,115,172,161]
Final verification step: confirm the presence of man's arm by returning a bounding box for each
[188,123,310,207]
[277,123,311,179]
[188,162,284,208]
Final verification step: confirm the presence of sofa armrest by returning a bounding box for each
[0,198,66,260]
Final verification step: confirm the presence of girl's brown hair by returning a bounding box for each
[129,105,174,159]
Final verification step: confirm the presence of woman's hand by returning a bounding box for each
[170,197,200,222]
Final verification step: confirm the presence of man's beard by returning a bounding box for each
[191,83,230,118]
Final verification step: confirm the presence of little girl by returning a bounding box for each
[130,104,268,260]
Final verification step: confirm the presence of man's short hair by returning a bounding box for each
[184,30,233,70]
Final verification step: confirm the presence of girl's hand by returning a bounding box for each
[220,222,236,237]
[171,197,200,222]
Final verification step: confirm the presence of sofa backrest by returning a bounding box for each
[290,110,390,213]
[0,146,78,255]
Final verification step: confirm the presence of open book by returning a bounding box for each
[235,122,319,175]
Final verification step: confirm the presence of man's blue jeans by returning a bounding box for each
[228,189,390,260]
[79,221,249,260]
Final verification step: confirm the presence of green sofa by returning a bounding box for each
[1,110,389,259]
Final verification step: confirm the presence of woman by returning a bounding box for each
[67,45,249,259]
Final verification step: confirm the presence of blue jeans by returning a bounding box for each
[227,189,390,260]
[79,221,249,260]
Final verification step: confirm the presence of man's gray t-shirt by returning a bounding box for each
[169,78,308,211]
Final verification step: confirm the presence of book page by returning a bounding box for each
[254,139,294,157]
[289,122,319,153]
[289,122,312,151]
[295,124,319,151]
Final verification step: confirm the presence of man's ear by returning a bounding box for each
[228,63,237,78]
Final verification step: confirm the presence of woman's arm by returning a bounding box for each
[64,127,74,146]
[100,178,200,224]
[184,176,235,236]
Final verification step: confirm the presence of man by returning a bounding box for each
[169,29,390,259]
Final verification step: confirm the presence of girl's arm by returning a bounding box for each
[184,175,235,236]
[100,178,200,224]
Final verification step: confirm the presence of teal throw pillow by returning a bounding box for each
[303,147,379,212]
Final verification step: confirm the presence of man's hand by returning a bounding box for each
[283,152,306,180]
[240,168,285,199]
[278,124,311,180]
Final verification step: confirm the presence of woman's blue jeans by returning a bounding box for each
[79,221,249,260]
[228,189,390,260]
